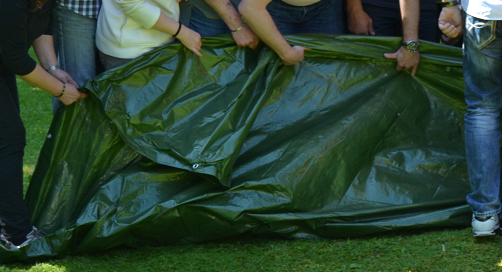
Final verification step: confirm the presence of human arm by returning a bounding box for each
[383,0,420,75]
[116,0,202,56]
[438,1,462,38]
[239,0,305,65]
[32,35,79,88]
[204,0,259,49]
[346,0,375,35]
[0,1,86,105]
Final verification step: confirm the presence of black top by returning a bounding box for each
[362,0,437,11]
[0,0,55,75]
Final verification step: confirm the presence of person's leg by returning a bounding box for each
[361,3,402,37]
[0,70,33,246]
[52,6,98,114]
[98,51,133,71]
[188,6,231,36]
[296,0,345,34]
[266,0,300,34]
[463,14,502,233]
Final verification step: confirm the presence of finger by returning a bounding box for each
[79,92,89,98]
[69,78,79,88]
[192,48,203,57]
[249,39,258,49]
[411,64,418,76]
[384,53,397,59]
[368,22,375,36]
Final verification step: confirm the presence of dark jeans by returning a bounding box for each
[188,6,231,37]
[362,3,438,42]
[0,69,32,245]
[267,0,345,35]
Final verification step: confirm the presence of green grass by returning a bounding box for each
[3,52,502,271]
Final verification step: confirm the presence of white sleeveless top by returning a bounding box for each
[463,0,502,20]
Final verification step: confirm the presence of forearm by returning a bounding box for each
[151,12,182,35]
[19,65,65,97]
[239,0,291,58]
[346,0,364,14]
[205,0,245,30]
[400,0,419,41]
[32,35,58,70]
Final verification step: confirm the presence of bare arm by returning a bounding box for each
[32,35,79,88]
[204,0,259,48]
[24,35,87,105]
[239,0,305,65]
[384,0,420,75]
[346,0,375,35]
[151,12,203,56]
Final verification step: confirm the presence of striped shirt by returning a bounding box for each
[59,0,101,19]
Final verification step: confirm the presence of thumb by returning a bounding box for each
[384,53,397,59]
[368,23,375,36]
[80,92,89,98]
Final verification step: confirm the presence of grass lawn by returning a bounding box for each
[2,55,502,272]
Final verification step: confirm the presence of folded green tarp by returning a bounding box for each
[1,35,470,262]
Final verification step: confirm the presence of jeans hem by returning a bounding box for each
[473,209,501,218]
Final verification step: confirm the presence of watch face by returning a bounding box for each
[406,41,419,52]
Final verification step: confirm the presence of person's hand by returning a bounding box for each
[232,24,260,49]
[438,6,463,38]
[347,8,375,35]
[384,46,420,76]
[58,82,89,106]
[442,34,461,45]
[177,25,203,57]
[280,46,306,66]
[50,68,79,88]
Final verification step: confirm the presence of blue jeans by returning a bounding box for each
[267,0,345,34]
[188,4,231,37]
[52,6,99,114]
[463,13,502,217]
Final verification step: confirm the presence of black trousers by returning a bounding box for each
[362,3,438,42]
[0,69,33,244]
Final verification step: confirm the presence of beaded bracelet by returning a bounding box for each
[55,81,66,98]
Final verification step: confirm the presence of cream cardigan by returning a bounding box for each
[96,0,180,59]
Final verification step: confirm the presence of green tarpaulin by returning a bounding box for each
[1,35,470,262]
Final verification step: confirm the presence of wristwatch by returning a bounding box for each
[401,40,419,52]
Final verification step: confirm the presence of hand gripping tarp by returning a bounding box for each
[0,35,471,262]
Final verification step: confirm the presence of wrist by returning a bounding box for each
[401,40,419,52]
[46,65,60,74]
[172,22,182,38]
[55,81,66,98]
[440,0,459,7]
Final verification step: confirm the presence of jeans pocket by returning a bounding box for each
[465,14,497,50]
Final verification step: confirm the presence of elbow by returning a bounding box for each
[238,0,251,18]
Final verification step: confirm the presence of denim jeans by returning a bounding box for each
[0,70,33,245]
[463,13,502,217]
[52,6,100,114]
[267,0,345,34]
[361,3,438,42]
[188,5,231,37]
